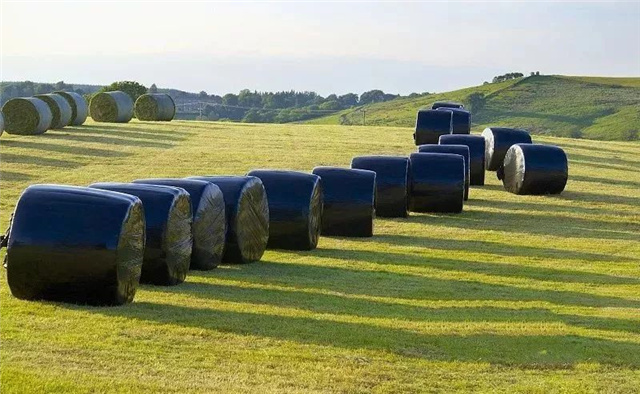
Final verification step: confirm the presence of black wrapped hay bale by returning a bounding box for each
[1,97,52,135]
[6,185,145,305]
[188,176,269,263]
[246,170,323,250]
[311,167,376,237]
[135,93,176,121]
[482,127,532,171]
[436,107,471,134]
[90,91,134,123]
[500,144,568,195]
[408,153,465,213]
[439,134,486,186]
[89,183,192,285]
[418,144,470,201]
[414,109,452,145]
[34,93,73,129]
[53,91,88,126]
[432,101,464,110]
[133,178,226,270]
[350,155,409,218]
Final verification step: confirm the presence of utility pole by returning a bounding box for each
[362,109,366,126]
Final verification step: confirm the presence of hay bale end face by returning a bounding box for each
[311,167,376,237]
[54,91,88,126]
[439,134,486,185]
[432,101,464,110]
[35,94,73,129]
[6,185,145,305]
[501,144,568,195]
[188,176,269,264]
[409,153,465,213]
[1,97,52,135]
[90,91,134,123]
[133,178,226,270]
[482,127,532,171]
[135,93,176,121]
[89,183,192,285]
[436,107,471,134]
[418,144,470,201]
[246,170,323,250]
[414,109,452,145]
[350,156,409,218]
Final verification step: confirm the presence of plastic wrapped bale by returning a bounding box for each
[482,127,532,171]
[0,112,4,137]
[408,153,465,213]
[436,107,471,134]
[311,167,376,237]
[414,109,452,145]
[89,183,192,285]
[188,176,269,264]
[350,156,409,218]
[53,91,88,125]
[432,101,464,110]
[89,91,134,123]
[499,144,568,195]
[439,134,486,186]
[34,94,73,129]
[246,170,322,250]
[135,93,176,121]
[6,185,145,305]
[418,144,470,201]
[1,97,52,135]
[133,178,226,270]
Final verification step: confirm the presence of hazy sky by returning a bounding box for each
[2,1,639,95]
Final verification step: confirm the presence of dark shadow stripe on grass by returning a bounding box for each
[0,140,130,158]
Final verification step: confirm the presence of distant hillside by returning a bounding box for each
[308,75,640,141]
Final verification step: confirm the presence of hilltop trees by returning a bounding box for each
[492,73,524,83]
[99,81,148,101]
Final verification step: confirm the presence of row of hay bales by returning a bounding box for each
[89,91,175,123]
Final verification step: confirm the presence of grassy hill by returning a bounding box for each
[308,75,640,141]
[1,121,639,392]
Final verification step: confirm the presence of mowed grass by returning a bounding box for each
[1,120,639,393]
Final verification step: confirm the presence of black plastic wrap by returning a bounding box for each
[188,176,269,263]
[432,102,464,109]
[501,144,568,195]
[408,153,465,213]
[6,185,145,305]
[439,134,486,186]
[133,178,226,270]
[311,167,376,237]
[89,183,192,285]
[350,156,409,218]
[418,145,470,201]
[436,107,471,134]
[482,127,532,171]
[414,109,452,145]
[246,170,323,250]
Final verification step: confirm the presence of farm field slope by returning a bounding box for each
[1,120,640,393]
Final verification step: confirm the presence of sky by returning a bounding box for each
[1,1,639,96]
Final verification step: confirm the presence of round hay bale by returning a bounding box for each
[89,91,134,123]
[246,170,323,250]
[350,155,409,218]
[414,109,452,145]
[482,127,532,171]
[439,134,486,186]
[432,101,464,110]
[34,94,73,129]
[6,185,145,305]
[188,176,269,264]
[408,153,465,213]
[1,97,52,135]
[53,91,88,126]
[135,93,176,121]
[88,183,192,285]
[436,107,471,134]
[311,167,376,237]
[133,178,226,270]
[418,144,470,201]
[500,144,568,195]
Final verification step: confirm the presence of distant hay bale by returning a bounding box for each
[436,107,471,134]
[408,153,465,213]
[6,185,145,305]
[439,134,486,185]
[53,91,88,125]
[1,97,52,135]
[90,91,134,123]
[418,144,470,201]
[500,144,568,195]
[432,101,464,110]
[482,127,532,171]
[35,94,73,129]
[135,93,176,121]
[414,109,453,145]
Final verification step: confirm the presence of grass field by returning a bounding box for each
[1,120,639,393]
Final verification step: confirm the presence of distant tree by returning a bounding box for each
[222,93,238,106]
[149,83,158,93]
[242,109,261,123]
[54,81,67,91]
[199,90,208,99]
[338,93,359,108]
[319,100,341,110]
[467,92,486,114]
[535,71,540,76]
[492,72,524,83]
[530,72,535,76]
[359,90,386,105]
[100,81,148,101]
